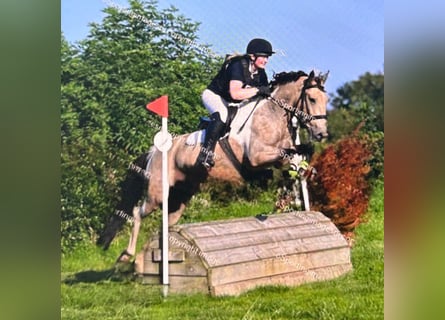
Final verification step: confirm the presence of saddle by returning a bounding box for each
[198,106,238,136]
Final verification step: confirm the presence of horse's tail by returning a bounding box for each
[96,150,154,250]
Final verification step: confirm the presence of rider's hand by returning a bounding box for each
[257,85,271,97]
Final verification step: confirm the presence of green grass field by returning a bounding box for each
[61,182,383,320]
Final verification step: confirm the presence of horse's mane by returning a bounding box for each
[270,71,308,87]
[270,70,326,92]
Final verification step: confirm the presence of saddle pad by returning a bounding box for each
[185,130,205,146]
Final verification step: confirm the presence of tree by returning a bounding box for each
[61,0,221,250]
[324,71,384,185]
[328,71,384,141]
[331,71,383,111]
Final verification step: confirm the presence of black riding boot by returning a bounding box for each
[197,112,226,169]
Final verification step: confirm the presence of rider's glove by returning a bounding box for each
[257,86,271,97]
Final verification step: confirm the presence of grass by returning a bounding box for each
[61,182,383,320]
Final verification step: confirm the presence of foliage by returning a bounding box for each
[330,71,384,110]
[61,0,220,251]
[323,71,384,197]
[309,133,372,236]
[328,71,384,142]
[361,130,384,184]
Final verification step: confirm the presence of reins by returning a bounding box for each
[268,80,327,124]
[237,97,262,134]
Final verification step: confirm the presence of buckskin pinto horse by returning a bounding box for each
[97,70,329,262]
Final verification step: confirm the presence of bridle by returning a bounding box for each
[237,74,328,135]
[268,75,328,148]
[268,77,328,125]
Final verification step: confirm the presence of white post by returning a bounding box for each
[161,116,169,297]
[301,178,310,211]
[147,95,171,297]
[292,118,310,211]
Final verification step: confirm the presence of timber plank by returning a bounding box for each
[191,222,340,252]
[203,233,348,267]
[168,276,209,294]
[181,212,330,238]
[210,263,352,296]
[209,247,350,286]
[152,248,185,262]
[143,252,207,276]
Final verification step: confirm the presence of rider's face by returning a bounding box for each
[253,55,269,69]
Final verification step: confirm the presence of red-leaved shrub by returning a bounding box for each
[309,134,372,238]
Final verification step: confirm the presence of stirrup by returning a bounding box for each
[201,154,215,169]
[202,161,214,169]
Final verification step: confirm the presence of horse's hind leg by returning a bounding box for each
[117,199,158,263]
[117,190,186,262]
[168,202,186,225]
[98,152,149,250]
[166,180,200,225]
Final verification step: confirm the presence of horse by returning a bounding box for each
[97,70,329,262]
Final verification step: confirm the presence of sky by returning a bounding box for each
[61,0,384,98]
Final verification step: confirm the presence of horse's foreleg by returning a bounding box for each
[249,145,286,167]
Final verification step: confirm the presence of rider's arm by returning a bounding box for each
[227,59,260,101]
[229,80,259,101]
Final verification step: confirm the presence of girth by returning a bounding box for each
[218,137,272,182]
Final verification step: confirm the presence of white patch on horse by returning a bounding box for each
[144,146,156,177]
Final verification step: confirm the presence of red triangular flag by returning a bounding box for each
[146,95,168,117]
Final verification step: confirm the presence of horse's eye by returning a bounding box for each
[309,97,316,104]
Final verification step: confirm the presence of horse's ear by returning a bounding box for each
[319,70,330,85]
[308,70,315,80]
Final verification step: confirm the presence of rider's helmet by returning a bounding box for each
[246,38,275,56]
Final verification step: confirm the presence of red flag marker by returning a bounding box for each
[146,95,168,118]
[146,94,171,296]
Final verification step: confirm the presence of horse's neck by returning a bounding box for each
[226,98,292,168]
[250,100,291,145]
[225,83,301,164]
[228,99,269,149]
[272,81,301,107]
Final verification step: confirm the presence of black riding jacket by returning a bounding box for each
[207,55,268,103]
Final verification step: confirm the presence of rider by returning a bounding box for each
[197,38,275,169]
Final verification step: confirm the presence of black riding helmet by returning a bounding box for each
[246,38,275,56]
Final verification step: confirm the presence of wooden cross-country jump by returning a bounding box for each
[134,211,352,296]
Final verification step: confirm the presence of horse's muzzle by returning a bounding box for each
[312,131,328,142]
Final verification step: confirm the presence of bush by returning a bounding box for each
[61,1,220,251]
[362,131,384,185]
[308,134,372,236]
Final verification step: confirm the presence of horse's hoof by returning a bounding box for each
[116,250,133,263]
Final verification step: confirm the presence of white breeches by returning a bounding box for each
[202,89,228,123]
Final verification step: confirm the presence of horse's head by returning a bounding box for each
[271,70,329,141]
[299,70,329,141]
